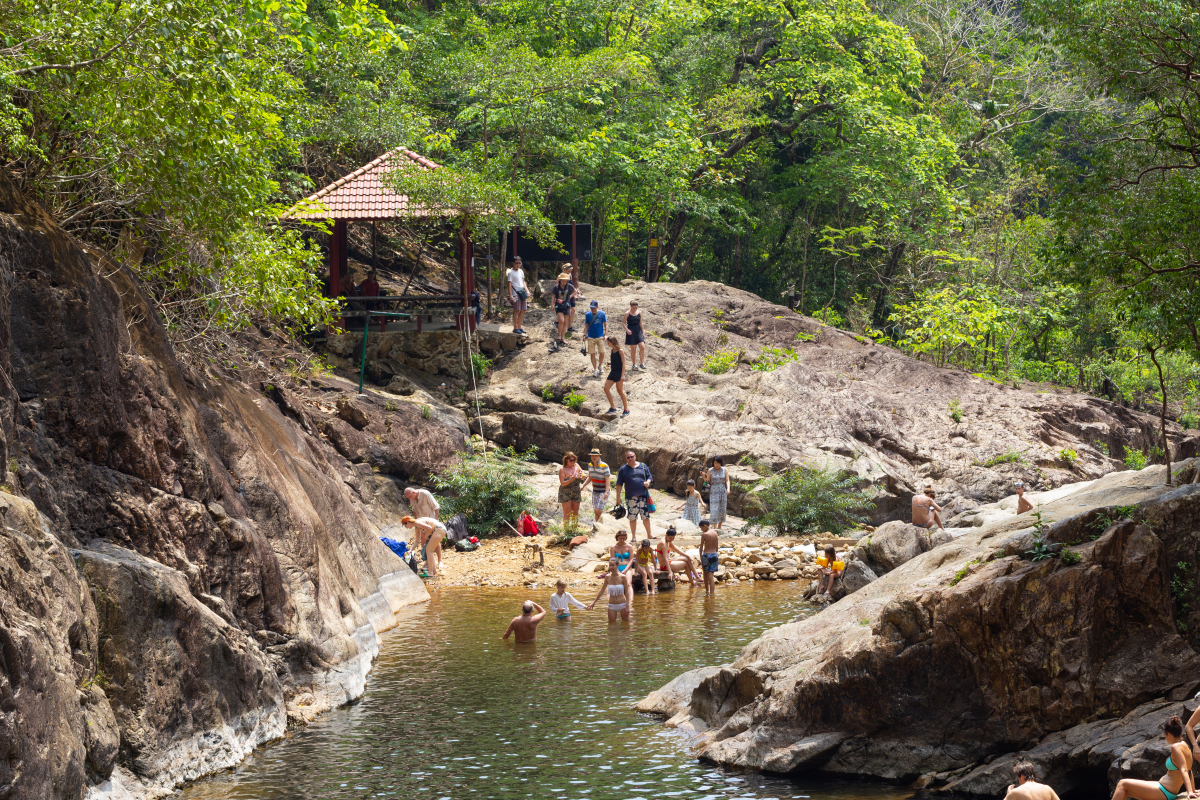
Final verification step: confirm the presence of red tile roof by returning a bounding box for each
[283,147,444,220]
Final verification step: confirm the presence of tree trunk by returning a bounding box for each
[871,241,906,329]
[1148,346,1173,485]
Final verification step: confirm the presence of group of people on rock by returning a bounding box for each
[505,258,649,418]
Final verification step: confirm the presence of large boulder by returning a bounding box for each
[867,521,928,572]
[840,559,878,595]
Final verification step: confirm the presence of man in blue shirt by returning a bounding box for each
[584,300,608,378]
[614,450,653,537]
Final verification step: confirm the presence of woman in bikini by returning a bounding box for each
[587,559,631,622]
[1109,716,1195,800]
[557,452,586,527]
[609,530,636,602]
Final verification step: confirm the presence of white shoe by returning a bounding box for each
[594,368,602,378]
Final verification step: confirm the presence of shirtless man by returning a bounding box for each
[1015,481,1034,514]
[912,487,944,530]
[699,522,719,596]
[656,528,699,585]
[502,600,547,643]
[1005,762,1060,800]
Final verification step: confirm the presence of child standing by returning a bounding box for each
[680,479,706,526]
[549,579,588,618]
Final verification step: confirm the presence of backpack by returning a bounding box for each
[455,539,479,552]
[444,513,470,544]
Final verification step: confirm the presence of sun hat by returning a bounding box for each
[589,447,601,456]
[557,272,571,280]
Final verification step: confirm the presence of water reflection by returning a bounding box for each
[180,584,910,800]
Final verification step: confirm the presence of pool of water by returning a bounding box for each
[180,584,914,800]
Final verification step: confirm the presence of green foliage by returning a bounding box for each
[431,446,538,537]
[1182,412,1200,430]
[471,352,493,377]
[541,383,556,401]
[948,399,964,423]
[747,466,875,536]
[1171,562,1193,630]
[384,402,398,412]
[1124,449,1149,470]
[1096,442,1110,456]
[1060,549,1082,565]
[982,449,1026,467]
[796,331,816,342]
[813,307,848,328]
[420,405,432,420]
[751,347,799,372]
[702,350,740,375]
[1090,505,1138,535]
[1059,448,1078,465]
[563,393,586,412]
[949,559,979,586]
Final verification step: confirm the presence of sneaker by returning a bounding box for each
[594,368,602,378]
[605,407,618,414]
[621,410,631,417]
[639,363,647,371]
[568,326,577,333]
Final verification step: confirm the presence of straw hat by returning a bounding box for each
[557,272,571,281]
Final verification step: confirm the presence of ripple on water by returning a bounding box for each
[178,584,909,800]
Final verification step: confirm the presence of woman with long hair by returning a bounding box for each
[603,336,629,417]
[557,452,586,527]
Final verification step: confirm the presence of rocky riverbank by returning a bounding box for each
[639,463,1200,795]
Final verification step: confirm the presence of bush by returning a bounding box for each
[1059,448,1078,465]
[982,449,1026,467]
[564,393,586,411]
[746,466,874,536]
[471,352,493,376]
[1124,449,1148,470]
[1182,411,1200,430]
[751,347,799,372]
[702,349,739,374]
[541,383,556,401]
[431,446,538,537]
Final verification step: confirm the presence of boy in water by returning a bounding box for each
[549,579,587,618]
[699,519,720,596]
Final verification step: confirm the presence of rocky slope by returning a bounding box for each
[0,172,466,798]
[638,463,1200,794]
[463,279,1199,523]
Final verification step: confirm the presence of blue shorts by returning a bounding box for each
[701,553,719,573]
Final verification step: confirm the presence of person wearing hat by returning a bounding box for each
[584,299,608,377]
[624,299,646,371]
[562,263,583,333]
[550,270,576,349]
[587,448,611,523]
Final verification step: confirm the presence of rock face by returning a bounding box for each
[0,170,449,797]
[462,279,1197,525]
[642,466,1200,788]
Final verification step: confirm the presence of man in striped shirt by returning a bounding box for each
[587,448,611,522]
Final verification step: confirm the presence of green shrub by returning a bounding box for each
[431,446,538,537]
[1060,550,1082,565]
[563,393,586,412]
[948,398,964,423]
[746,466,874,536]
[982,449,1026,467]
[813,307,847,328]
[795,331,815,342]
[702,349,740,375]
[471,352,493,376]
[420,405,432,419]
[949,558,979,586]
[1124,449,1148,470]
[541,383,556,401]
[1181,411,1200,430]
[1059,448,1078,465]
[751,347,799,372]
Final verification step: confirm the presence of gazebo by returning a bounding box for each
[284,146,477,331]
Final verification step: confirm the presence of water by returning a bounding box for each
[180,584,913,800]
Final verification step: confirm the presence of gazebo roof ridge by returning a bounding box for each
[284,146,443,221]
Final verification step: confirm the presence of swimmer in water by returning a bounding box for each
[549,579,587,618]
[1108,715,1195,800]
[587,559,631,622]
[501,600,547,643]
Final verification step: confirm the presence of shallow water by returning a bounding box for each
[180,584,913,800]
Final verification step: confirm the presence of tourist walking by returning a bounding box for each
[1108,716,1193,800]
[507,256,528,334]
[587,448,611,523]
[624,300,646,370]
[402,515,446,577]
[615,450,653,537]
[549,580,587,618]
[404,486,440,520]
[587,559,632,622]
[1004,763,1061,800]
[502,600,548,642]
[584,300,608,377]
[603,336,629,417]
[912,486,945,529]
[699,521,719,596]
[656,527,699,585]
[564,263,581,333]
[680,479,706,526]
[557,452,587,527]
[704,457,729,530]
[551,271,576,349]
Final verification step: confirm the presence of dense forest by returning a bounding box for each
[4,0,1200,431]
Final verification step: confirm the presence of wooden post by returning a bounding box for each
[329,219,347,331]
[570,220,578,287]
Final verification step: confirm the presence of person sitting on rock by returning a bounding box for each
[817,546,841,596]
[1015,480,1033,515]
[912,486,944,530]
[502,600,547,642]
[1108,716,1194,800]
[635,539,658,595]
[1005,762,1060,800]
[656,527,699,585]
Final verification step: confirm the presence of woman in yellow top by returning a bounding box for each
[634,539,658,595]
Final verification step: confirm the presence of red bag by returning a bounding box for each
[520,514,539,536]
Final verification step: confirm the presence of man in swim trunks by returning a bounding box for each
[912,486,944,529]
[1005,762,1060,800]
[614,450,653,538]
[502,600,547,642]
[699,522,719,596]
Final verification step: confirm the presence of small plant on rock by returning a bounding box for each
[949,559,979,586]
[1124,449,1149,470]
[948,398,964,423]
[751,347,799,372]
[702,349,740,375]
[563,393,586,412]
[1059,549,1082,565]
[982,449,1026,467]
[1181,411,1200,430]
[795,331,815,342]
[541,383,556,401]
[1059,448,1078,466]
[420,405,432,419]
[471,352,493,376]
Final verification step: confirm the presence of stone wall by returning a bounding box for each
[325,329,523,382]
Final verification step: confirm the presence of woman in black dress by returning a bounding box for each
[603,336,630,417]
[624,300,646,371]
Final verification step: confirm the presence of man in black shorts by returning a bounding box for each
[551,271,575,349]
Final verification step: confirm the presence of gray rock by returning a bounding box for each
[634,665,725,717]
[869,520,928,572]
[840,559,877,595]
[772,558,798,570]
